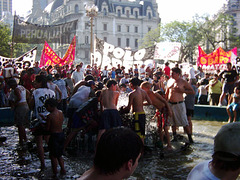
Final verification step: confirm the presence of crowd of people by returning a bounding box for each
[1,60,240,178]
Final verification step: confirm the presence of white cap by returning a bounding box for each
[214,122,240,157]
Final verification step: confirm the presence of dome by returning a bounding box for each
[51,0,64,12]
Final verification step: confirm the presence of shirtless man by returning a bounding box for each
[141,81,172,150]
[165,67,194,143]
[44,98,66,177]
[97,79,122,142]
[122,77,152,142]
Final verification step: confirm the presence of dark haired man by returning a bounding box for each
[79,127,143,180]
[121,77,152,143]
[97,79,122,142]
[165,67,195,143]
[188,122,240,180]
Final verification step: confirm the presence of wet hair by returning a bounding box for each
[44,98,58,108]
[171,67,182,75]
[94,127,143,175]
[130,77,140,86]
[106,79,117,88]
[212,151,240,171]
[85,75,94,81]
[95,90,101,98]
[7,78,17,87]
[140,81,151,89]
[35,75,48,88]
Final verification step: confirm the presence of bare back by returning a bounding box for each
[128,87,151,112]
[46,109,64,133]
[101,88,119,110]
[148,91,165,110]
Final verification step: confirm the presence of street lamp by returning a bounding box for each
[85,4,98,57]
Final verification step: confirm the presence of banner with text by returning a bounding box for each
[154,42,181,61]
[0,47,37,70]
[40,36,76,67]
[94,37,156,69]
[13,15,77,44]
[197,46,237,71]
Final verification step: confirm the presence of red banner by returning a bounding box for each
[197,46,237,71]
[40,36,76,67]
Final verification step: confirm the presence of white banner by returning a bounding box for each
[94,37,155,69]
[154,42,181,61]
[0,47,37,71]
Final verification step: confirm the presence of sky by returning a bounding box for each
[12,0,228,23]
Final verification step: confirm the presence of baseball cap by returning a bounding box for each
[214,122,240,157]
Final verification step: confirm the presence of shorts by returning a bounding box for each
[157,107,169,128]
[186,109,194,117]
[14,104,30,126]
[223,83,235,94]
[227,102,240,112]
[133,112,146,139]
[48,132,65,158]
[168,102,189,127]
[99,109,122,130]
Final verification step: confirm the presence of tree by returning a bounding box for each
[0,23,11,57]
[196,12,240,53]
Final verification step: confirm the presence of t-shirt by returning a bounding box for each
[54,79,68,99]
[209,80,222,94]
[32,88,55,122]
[164,66,171,77]
[69,85,90,108]
[219,70,238,83]
[187,160,220,180]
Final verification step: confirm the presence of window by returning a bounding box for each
[135,39,138,48]
[117,25,121,32]
[118,38,121,46]
[85,22,89,29]
[75,4,79,13]
[135,26,138,33]
[232,13,237,17]
[103,8,107,16]
[126,38,130,47]
[85,51,89,58]
[126,25,130,32]
[135,11,138,18]
[103,24,107,31]
[148,12,152,19]
[126,10,130,18]
[85,36,89,44]
[104,37,107,42]
[148,27,151,32]
[118,9,121,17]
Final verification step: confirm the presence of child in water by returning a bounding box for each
[43,98,66,177]
[226,86,240,123]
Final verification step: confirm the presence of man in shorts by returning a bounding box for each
[97,79,122,142]
[218,62,238,106]
[122,77,152,143]
[165,67,195,143]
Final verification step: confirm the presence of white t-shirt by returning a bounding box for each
[187,160,220,180]
[69,85,90,108]
[33,88,55,122]
[71,69,84,84]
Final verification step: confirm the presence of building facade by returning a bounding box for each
[0,0,12,19]
[28,0,160,64]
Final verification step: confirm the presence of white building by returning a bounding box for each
[28,0,160,64]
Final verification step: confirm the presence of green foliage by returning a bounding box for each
[0,23,11,57]
[140,12,240,63]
